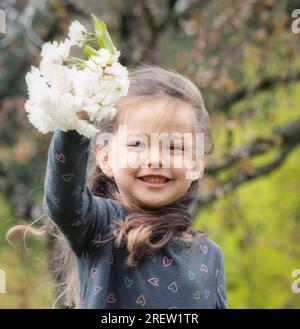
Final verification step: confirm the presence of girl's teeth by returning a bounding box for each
[142,176,167,184]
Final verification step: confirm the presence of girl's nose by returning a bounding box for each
[143,146,168,169]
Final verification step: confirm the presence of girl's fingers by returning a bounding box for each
[76,110,89,121]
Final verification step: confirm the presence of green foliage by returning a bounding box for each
[0,196,54,308]
[83,44,99,57]
[194,82,300,308]
[91,14,116,55]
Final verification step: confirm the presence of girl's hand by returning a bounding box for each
[76,110,89,121]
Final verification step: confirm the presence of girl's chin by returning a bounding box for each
[136,198,170,209]
[133,190,174,208]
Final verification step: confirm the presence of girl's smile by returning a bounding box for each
[136,175,173,189]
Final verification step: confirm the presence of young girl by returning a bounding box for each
[8,63,227,309]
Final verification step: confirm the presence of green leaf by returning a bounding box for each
[91,14,116,55]
[83,44,99,57]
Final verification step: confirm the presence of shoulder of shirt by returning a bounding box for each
[97,197,124,217]
[196,234,224,259]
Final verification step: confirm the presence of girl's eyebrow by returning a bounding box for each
[127,132,146,135]
[127,132,151,138]
[127,130,195,136]
[126,132,197,142]
[126,133,194,144]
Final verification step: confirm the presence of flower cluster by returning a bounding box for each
[25,15,129,138]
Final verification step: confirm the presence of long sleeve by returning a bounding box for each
[216,250,228,309]
[42,129,123,256]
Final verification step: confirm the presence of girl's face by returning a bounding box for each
[97,97,204,209]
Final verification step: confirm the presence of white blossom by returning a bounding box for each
[25,19,129,138]
[41,39,71,65]
[104,62,128,79]
[102,106,117,119]
[68,20,87,47]
[40,62,73,94]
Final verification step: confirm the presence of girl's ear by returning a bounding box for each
[96,145,114,177]
[189,156,206,181]
[204,154,208,167]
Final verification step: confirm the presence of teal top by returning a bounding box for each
[42,129,228,309]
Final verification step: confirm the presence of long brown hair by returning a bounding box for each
[6,63,214,308]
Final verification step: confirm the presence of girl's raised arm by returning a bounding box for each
[42,129,122,256]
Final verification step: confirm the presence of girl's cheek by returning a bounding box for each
[112,145,137,169]
[170,156,198,179]
[171,152,195,170]
[124,150,142,170]
[182,149,201,167]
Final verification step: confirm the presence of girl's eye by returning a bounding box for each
[127,140,186,152]
[170,144,184,151]
[127,140,144,148]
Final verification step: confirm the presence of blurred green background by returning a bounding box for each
[0,0,300,308]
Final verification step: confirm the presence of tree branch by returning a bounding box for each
[220,71,300,112]
[207,118,300,174]
[189,117,300,218]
